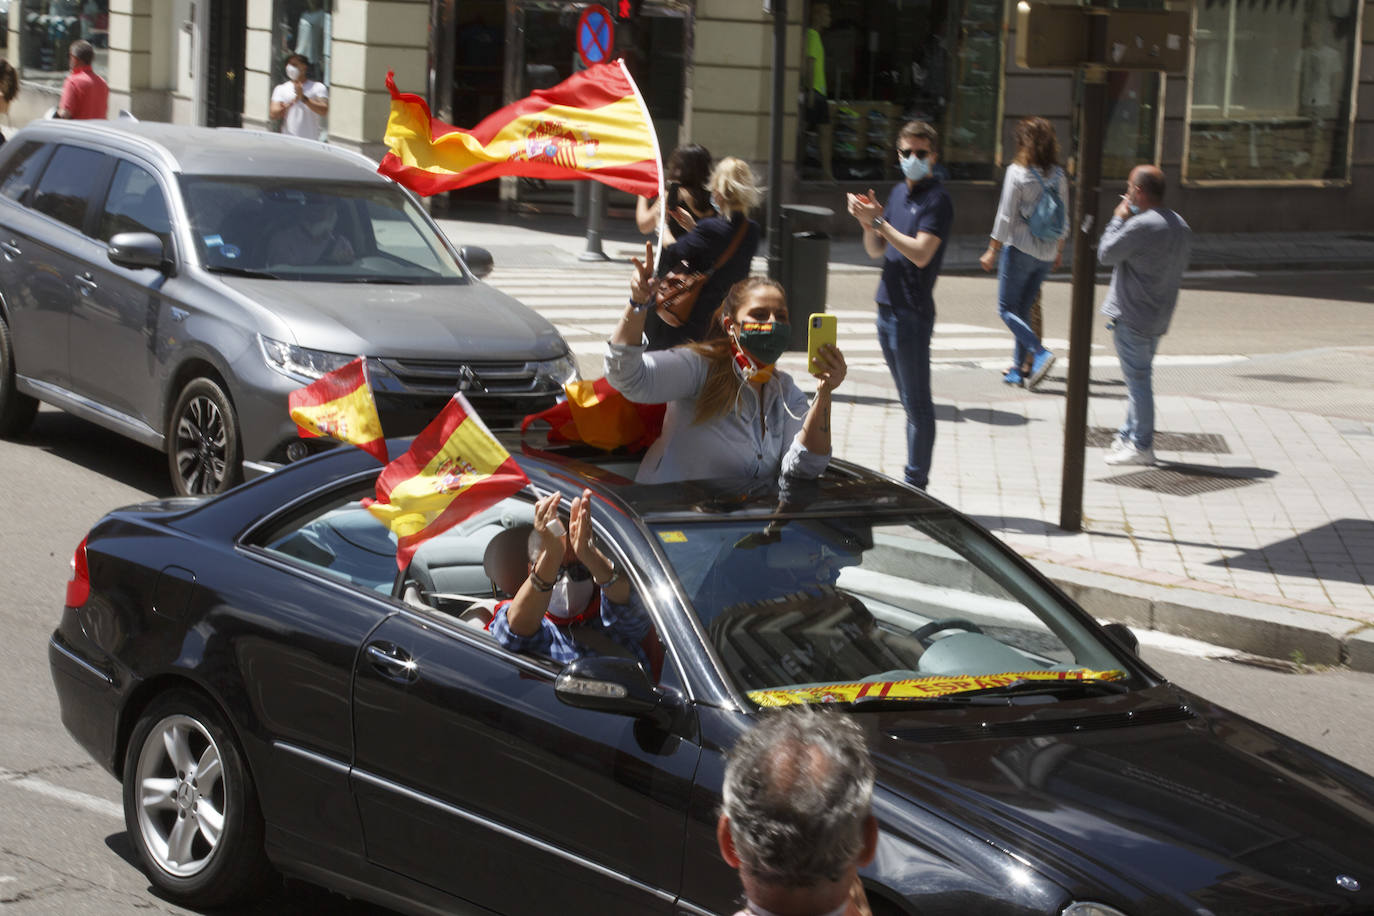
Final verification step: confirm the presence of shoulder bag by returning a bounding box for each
[654,219,750,328]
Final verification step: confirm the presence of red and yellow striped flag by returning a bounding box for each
[521,377,665,452]
[287,357,387,464]
[365,393,530,570]
[378,60,660,198]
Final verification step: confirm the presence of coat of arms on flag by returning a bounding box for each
[287,357,388,464]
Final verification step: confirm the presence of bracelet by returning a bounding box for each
[528,568,556,592]
[871,216,886,230]
[629,297,650,312]
[593,568,622,590]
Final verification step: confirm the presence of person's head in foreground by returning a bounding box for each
[718,708,878,916]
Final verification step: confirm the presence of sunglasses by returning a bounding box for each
[897,148,931,160]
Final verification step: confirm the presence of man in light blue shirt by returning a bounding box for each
[1097,164,1191,467]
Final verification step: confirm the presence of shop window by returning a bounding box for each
[18,0,108,87]
[800,0,1004,182]
[1187,0,1359,181]
[1102,71,1161,180]
[271,0,331,93]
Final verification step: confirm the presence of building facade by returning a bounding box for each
[5,0,1371,233]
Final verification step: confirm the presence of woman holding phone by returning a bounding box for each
[605,245,846,485]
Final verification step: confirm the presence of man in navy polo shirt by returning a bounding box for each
[846,121,954,490]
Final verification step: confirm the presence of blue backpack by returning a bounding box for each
[1027,168,1066,242]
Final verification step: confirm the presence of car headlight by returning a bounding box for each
[533,352,579,389]
[260,335,358,380]
[1061,904,1131,916]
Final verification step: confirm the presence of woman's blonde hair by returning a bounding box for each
[709,157,763,218]
[1013,117,1060,172]
[685,277,786,424]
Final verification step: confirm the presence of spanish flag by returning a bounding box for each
[522,377,665,452]
[287,357,387,464]
[365,393,530,570]
[379,60,661,198]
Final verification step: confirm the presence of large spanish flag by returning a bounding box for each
[365,393,530,570]
[287,357,387,464]
[379,60,660,198]
[521,377,665,452]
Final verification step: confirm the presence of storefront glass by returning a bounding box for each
[800,0,1004,182]
[18,0,107,87]
[1102,71,1161,179]
[270,0,331,110]
[1188,0,1358,181]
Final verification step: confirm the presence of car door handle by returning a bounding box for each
[0,240,20,258]
[74,272,99,291]
[365,642,418,682]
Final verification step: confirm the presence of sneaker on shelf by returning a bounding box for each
[1002,367,1023,386]
[1027,348,1056,389]
[1104,443,1156,466]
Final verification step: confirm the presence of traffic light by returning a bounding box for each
[616,0,643,19]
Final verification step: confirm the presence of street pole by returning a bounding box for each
[1058,12,1109,532]
[579,181,609,261]
[766,0,786,281]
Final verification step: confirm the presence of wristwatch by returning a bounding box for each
[871,216,886,230]
[593,567,622,590]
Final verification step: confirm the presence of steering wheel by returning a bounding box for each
[911,617,984,647]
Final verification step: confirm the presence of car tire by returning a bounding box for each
[122,688,275,908]
[0,312,38,436]
[168,377,242,496]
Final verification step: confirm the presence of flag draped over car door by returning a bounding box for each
[521,377,665,452]
[287,357,388,464]
[365,393,530,570]
[378,59,661,198]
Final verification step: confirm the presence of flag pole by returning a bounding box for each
[618,58,666,271]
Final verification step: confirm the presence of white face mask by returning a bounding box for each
[548,573,595,622]
[285,64,302,81]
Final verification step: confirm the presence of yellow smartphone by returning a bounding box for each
[807,313,837,374]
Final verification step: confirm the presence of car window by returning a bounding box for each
[31,145,110,232]
[258,490,399,594]
[650,511,1133,708]
[179,176,468,284]
[98,161,172,251]
[0,141,53,203]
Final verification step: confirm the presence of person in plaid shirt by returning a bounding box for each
[487,488,660,673]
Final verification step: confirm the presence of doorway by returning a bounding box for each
[205,0,246,127]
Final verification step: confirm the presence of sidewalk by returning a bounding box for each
[437,210,1374,672]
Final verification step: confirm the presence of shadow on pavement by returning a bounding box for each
[23,410,171,498]
[1212,519,1374,584]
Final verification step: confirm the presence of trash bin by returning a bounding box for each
[778,204,833,351]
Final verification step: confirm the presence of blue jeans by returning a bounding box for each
[1112,321,1160,449]
[876,304,935,489]
[997,245,1052,370]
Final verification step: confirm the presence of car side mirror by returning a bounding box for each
[108,232,166,271]
[1102,622,1140,656]
[460,245,494,279]
[555,656,679,728]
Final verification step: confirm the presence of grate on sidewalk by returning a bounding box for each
[1101,465,1271,496]
[1086,427,1231,454]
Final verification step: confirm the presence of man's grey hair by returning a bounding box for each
[721,708,875,886]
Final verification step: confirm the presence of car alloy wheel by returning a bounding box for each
[0,312,38,436]
[122,689,273,906]
[169,378,242,496]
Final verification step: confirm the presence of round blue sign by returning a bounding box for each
[576,5,614,67]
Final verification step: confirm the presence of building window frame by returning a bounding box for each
[1180,0,1364,187]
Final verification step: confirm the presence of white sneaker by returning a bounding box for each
[1104,443,1156,466]
[1108,434,1130,454]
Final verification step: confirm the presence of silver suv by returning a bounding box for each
[0,120,577,494]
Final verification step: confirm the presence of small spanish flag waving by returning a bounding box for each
[287,357,387,464]
[379,60,660,198]
[365,393,530,570]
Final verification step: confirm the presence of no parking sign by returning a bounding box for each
[576,5,615,67]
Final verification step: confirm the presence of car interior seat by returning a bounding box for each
[404,500,535,629]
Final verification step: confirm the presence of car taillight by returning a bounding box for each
[66,537,91,608]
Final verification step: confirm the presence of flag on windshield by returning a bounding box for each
[365,393,530,570]
[521,377,665,452]
[287,357,388,464]
[378,60,661,198]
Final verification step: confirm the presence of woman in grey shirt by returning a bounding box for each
[979,117,1070,389]
[606,244,847,485]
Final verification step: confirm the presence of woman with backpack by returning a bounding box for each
[979,116,1069,389]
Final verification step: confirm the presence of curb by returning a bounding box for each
[1035,560,1374,672]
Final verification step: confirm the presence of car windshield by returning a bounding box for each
[649,509,1135,709]
[179,177,467,284]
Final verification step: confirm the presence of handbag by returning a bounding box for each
[654,219,751,328]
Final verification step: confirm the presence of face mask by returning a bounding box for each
[900,151,931,182]
[1127,202,1141,215]
[709,193,721,213]
[548,567,595,622]
[285,64,302,81]
[734,320,791,368]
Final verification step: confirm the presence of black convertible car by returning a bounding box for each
[49,439,1374,915]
